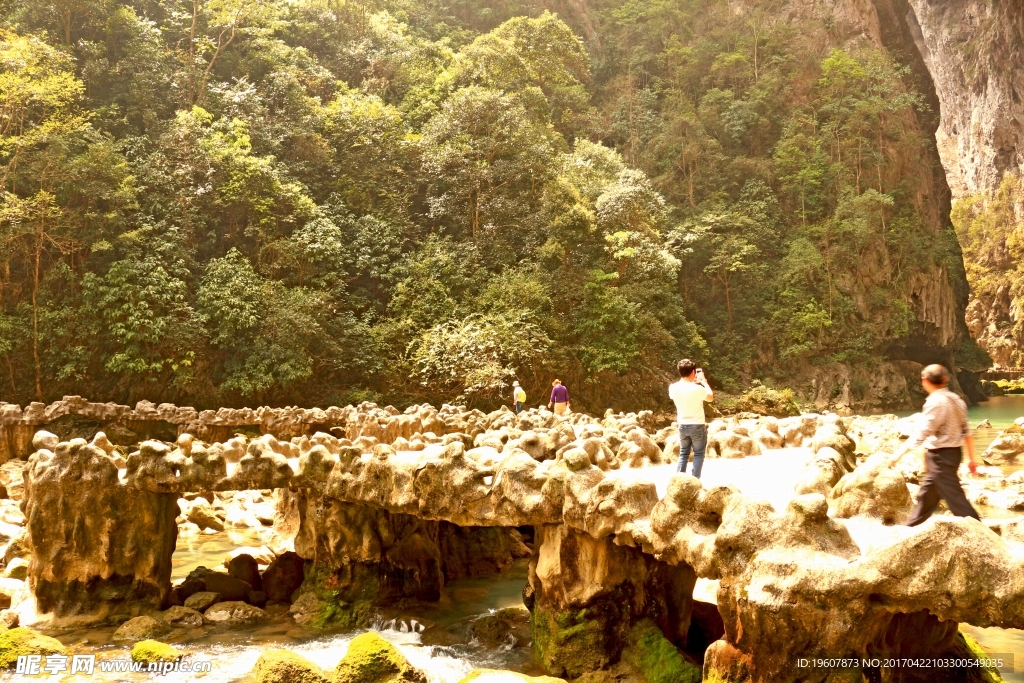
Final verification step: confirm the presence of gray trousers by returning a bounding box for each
[906,446,980,526]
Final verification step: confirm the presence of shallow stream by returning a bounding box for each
[8,553,536,682]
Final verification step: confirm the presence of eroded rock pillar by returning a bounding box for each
[23,438,178,616]
[290,490,530,627]
[527,524,697,678]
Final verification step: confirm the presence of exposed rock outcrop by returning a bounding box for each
[19,404,1024,683]
[22,438,177,615]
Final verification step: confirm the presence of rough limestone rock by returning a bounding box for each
[112,615,167,642]
[17,399,1024,683]
[253,649,331,683]
[708,429,760,458]
[334,632,426,683]
[793,451,845,497]
[183,591,221,612]
[203,601,268,625]
[829,459,914,525]
[983,432,1024,465]
[158,605,203,627]
[228,554,262,591]
[262,551,306,603]
[130,640,181,663]
[23,437,178,614]
[528,525,695,678]
[0,627,67,668]
[2,559,28,581]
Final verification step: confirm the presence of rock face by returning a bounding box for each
[901,1,1024,366]
[907,0,1024,199]
[528,525,696,678]
[22,438,177,615]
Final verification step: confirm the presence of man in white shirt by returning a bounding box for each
[669,359,714,478]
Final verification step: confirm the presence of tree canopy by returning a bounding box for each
[0,0,961,410]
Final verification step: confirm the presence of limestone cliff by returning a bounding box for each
[905,0,1024,368]
[906,0,1024,199]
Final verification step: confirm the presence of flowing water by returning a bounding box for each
[8,554,537,682]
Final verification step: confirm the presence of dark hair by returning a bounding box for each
[921,364,949,386]
[678,359,697,378]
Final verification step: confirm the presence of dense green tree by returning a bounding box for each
[0,0,966,410]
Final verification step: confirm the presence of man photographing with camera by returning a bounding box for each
[669,359,714,478]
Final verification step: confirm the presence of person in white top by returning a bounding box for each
[668,359,714,478]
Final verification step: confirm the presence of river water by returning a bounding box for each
[9,399,1024,682]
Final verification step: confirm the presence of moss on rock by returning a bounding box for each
[334,632,426,683]
[253,649,331,683]
[955,631,1005,683]
[621,620,701,683]
[130,640,181,663]
[530,606,613,678]
[0,627,67,668]
[457,668,566,683]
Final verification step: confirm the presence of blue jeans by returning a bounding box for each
[676,423,708,478]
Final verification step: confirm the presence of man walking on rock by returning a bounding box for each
[896,364,981,526]
[669,359,713,478]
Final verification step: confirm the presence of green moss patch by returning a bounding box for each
[622,620,701,683]
[253,649,330,683]
[530,607,610,678]
[130,639,181,663]
[334,631,425,683]
[0,628,67,669]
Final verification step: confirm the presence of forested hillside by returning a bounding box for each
[0,0,975,410]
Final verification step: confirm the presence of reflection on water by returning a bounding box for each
[969,395,1024,429]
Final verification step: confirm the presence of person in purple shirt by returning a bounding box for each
[548,379,570,415]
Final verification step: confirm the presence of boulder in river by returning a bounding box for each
[203,600,268,626]
[112,615,167,642]
[263,551,305,603]
[0,627,66,668]
[184,591,221,612]
[160,605,204,627]
[130,639,181,663]
[253,649,331,683]
[190,569,251,601]
[983,431,1024,465]
[334,632,426,683]
[228,553,262,591]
